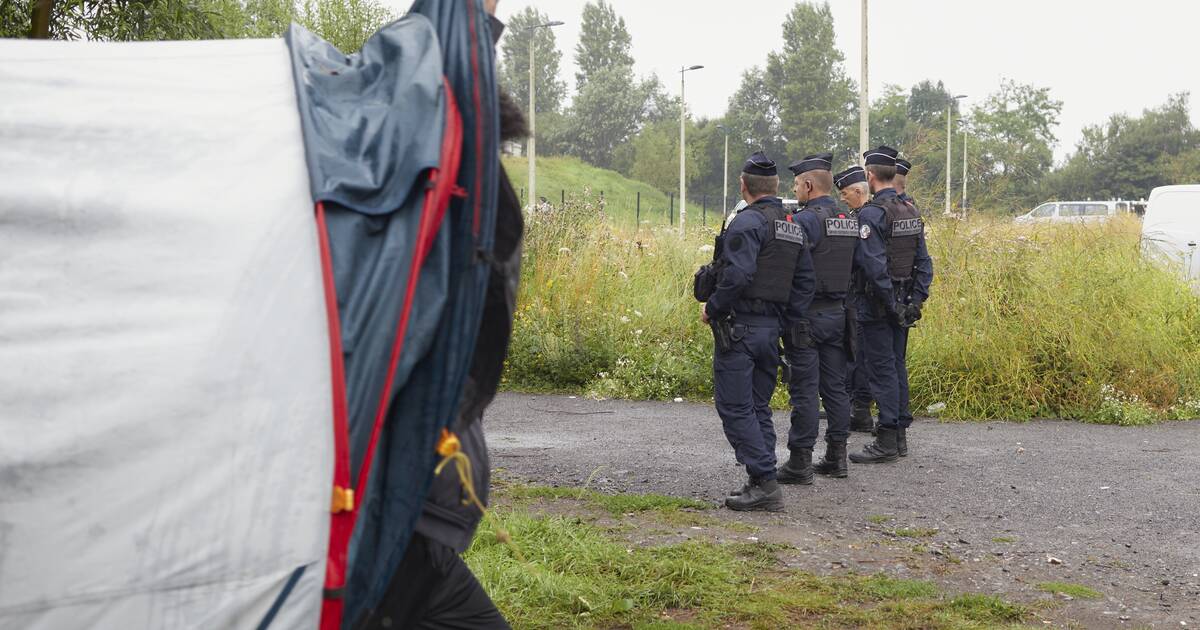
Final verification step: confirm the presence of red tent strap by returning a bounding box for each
[318,78,463,630]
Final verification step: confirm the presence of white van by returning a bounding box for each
[1015,200,1134,224]
[1141,185,1200,285]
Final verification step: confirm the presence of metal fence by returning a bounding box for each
[518,188,739,231]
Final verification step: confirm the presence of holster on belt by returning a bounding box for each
[710,318,734,353]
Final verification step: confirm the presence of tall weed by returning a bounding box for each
[505,194,1200,423]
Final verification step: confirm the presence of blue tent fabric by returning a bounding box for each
[284,1,501,626]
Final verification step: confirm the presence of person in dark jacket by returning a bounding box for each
[704,152,815,512]
[848,146,934,465]
[356,5,519,629]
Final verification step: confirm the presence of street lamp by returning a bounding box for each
[962,125,969,213]
[717,124,730,218]
[679,64,704,235]
[526,20,564,211]
[944,94,966,215]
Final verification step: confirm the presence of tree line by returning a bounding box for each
[1,0,390,54]
[501,1,1200,214]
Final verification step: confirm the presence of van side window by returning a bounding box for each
[1083,204,1109,216]
[1032,203,1055,217]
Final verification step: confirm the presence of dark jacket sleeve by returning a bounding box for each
[910,231,933,305]
[704,211,765,319]
[786,242,816,324]
[852,205,895,310]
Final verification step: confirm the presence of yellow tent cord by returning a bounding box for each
[434,429,525,562]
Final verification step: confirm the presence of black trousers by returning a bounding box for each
[356,534,510,630]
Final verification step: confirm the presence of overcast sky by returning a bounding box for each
[391,0,1200,163]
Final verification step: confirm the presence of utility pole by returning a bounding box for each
[526,20,564,212]
[962,128,969,213]
[679,64,704,235]
[859,0,869,162]
[944,94,966,215]
[30,0,53,38]
[717,124,730,218]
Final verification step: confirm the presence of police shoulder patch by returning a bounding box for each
[774,219,806,245]
[859,224,872,239]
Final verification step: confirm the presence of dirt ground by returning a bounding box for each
[486,392,1200,629]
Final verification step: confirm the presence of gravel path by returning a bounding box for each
[487,392,1200,628]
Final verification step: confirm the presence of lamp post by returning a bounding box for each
[679,64,704,235]
[962,127,969,213]
[717,124,730,218]
[859,0,869,162]
[944,94,967,215]
[526,20,564,211]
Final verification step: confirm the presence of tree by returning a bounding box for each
[967,80,1062,211]
[565,65,655,169]
[573,0,632,90]
[1,0,391,51]
[907,80,958,127]
[1048,93,1200,201]
[499,7,567,118]
[723,66,784,161]
[765,1,857,163]
[869,85,911,148]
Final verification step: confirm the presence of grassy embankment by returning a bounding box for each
[464,483,1031,629]
[501,158,1200,423]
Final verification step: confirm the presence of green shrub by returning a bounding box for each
[505,192,1200,423]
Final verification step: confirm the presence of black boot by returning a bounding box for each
[777,448,814,485]
[849,400,874,433]
[725,478,784,511]
[897,427,908,457]
[728,482,750,497]
[812,440,848,478]
[849,426,899,464]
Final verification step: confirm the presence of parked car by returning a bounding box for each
[1141,185,1200,285]
[1014,200,1136,224]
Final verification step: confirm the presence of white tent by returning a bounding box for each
[0,38,332,629]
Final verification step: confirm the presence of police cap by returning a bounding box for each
[742,151,777,176]
[896,158,912,175]
[834,165,867,190]
[863,145,899,167]
[787,152,833,176]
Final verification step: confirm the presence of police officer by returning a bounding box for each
[849,146,934,464]
[777,153,856,482]
[702,152,815,511]
[834,166,876,434]
[895,158,914,204]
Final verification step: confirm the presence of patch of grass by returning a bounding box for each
[505,190,1200,422]
[867,514,894,524]
[466,504,1030,629]
[991,536,1017,543]
[1036,581,1103,599]
[892,527,939,539]
[499,483,711,516]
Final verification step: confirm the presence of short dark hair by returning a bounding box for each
[801,170,834,195]
[866,164,896,182]
[742,173,779,197]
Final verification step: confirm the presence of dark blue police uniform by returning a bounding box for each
[777,152,857,482]
[834,166,874,431]
[849,146,934,463]
[702,153,815,510]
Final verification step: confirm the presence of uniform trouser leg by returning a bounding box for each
[861,319,901,429]
[846,309,873,403]
[785,341,819,450]
[714,323,779,481]
[812,309,851,443]
[894,327,913,429]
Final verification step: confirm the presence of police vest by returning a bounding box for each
[877,195,924,282]
[741,200,806,304]
[805,204,857,295]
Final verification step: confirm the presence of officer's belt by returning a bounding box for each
[806,297,844,313]
[731,313,781,327]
